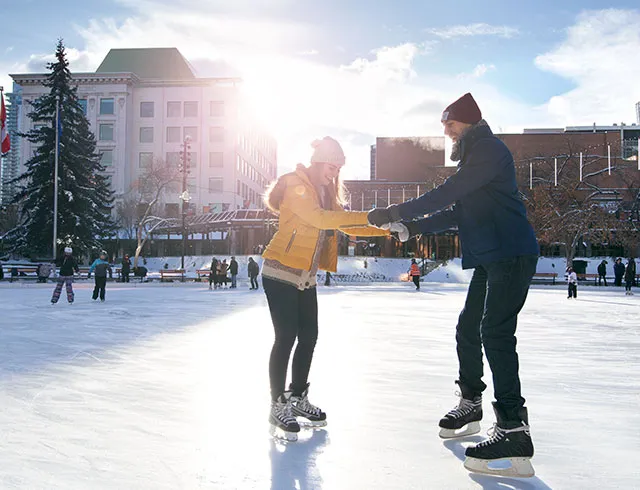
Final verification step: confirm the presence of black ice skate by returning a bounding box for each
[269,392,300,441]
[463,402,535,478]
[291,384,327,428]
[439,391,482,439]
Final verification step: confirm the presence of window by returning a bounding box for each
[188,180,197,195]
[209,177,223,193]
[166,152,181,167]
[166,127,181,143]
[139,152,154,168]
[139,127,154,143]
[188,152,198,167]
[167,101,181,117]
[140,102,154,117]
[99,124,114,141]
[99,150,113,167]
[210,101,225,117]
[209,152,224,167]
[237,179,241,194]
[184,101,198,117]
[184,126,198,143]
[100,98,114,115]
[78,99,87,115]
[209,126,224,142]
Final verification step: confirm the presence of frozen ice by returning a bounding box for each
[0,279,638,489]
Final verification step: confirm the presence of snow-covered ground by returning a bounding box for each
[0,281,638,489]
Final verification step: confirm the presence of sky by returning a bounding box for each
[2,0,640,179]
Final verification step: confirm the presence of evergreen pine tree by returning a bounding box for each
[7,40,114,257]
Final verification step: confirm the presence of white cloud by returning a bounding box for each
[535,9,640,125]
[471,63,495,78]
[426,23,519,39]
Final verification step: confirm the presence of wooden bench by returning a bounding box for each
[532,272,558,284]
[3,266,40,281]
[160,269,185,282]
[196,269,212,281]
[577,273,599,284]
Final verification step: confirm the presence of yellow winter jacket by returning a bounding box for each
[262,165,389,272]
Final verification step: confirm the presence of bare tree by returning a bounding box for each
[116,158,181,269]
[521,138,626,266]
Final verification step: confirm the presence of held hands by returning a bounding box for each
[367,205,401,227]
[380,222,410,242]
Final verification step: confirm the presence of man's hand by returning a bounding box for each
[368,207,393,227]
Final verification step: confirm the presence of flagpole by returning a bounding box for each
[53,95,60,260]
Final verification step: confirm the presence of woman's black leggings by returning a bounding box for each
[263,277,318,401]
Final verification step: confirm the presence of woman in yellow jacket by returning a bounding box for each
[262,136,388,441]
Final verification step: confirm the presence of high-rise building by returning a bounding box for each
[0,83,22,205]
[10,48,277,214]
[636,101,640,125]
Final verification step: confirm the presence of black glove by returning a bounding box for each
[368,205,402,227]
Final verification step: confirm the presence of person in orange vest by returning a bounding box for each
[409,258,421,290]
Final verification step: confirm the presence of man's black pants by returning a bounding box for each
[455,255,537,421]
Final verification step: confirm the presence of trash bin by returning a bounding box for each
[572,259,587,277]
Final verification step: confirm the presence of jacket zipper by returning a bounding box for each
[285,229,297,253]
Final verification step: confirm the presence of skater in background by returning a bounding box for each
[627,257,636,287]
[409,258,421,290]
[89,250,112,302]
[367,93,539,477]
[624,259,635,295]
[219,259,229,287]
[229,256,238,288]
[121,254,131,283]
[209,257,218,290]
[261,136,389,441]
[597,259,607,286]
[51,247,79,304]
[613,258,625,287]
[567,267,578,299]
[248,257,260,290]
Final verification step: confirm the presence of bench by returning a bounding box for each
[532,272,558,284]
[196,269,212,280]
[3,266,40,281]
[160,269,185,282]
[577,273,599,284]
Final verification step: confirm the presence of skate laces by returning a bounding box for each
[274,399,297,424]
[446,391,479,418]
[294,394,321,416]
[477,423,529,448]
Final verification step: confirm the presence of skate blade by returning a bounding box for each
[439,421,481,439]
[463,456,535,478]
[269,424,298,442]
[299,419,327,429]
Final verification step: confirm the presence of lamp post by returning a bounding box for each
[179,136,192,273]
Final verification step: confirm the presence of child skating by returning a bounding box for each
[89,251,112,302]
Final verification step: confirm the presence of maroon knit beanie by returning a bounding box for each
[441,93,482,124]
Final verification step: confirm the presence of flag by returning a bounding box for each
[1,92,10,154]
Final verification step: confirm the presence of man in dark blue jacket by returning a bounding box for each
[368,93,539,478]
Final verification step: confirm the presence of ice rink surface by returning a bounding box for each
[0,281,638,489]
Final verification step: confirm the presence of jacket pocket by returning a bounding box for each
[285,229,297,253]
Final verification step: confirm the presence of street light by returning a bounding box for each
[179,136,192,273]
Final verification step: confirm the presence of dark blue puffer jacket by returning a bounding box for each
[393,122,539,269]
